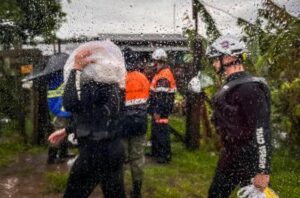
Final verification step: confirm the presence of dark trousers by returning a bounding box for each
[64,138,125,198]
[151,119,171,161]
[208,148,256,198]
[48,139,68,160]
[48,117,69,161]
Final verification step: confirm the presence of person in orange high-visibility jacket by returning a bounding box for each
[148,48,176,164]
[122,47,150,198]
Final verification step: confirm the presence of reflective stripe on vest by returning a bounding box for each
[125,98,148,106]
[47,83,65,98]
[150,67,176,93]
[155,118,169,124]
[125,71,150,107]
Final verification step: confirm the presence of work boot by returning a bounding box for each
[130,181,142,198]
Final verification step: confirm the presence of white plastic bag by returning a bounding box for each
[188,71,214,93]
[188,75,202,93]
[64,40,126,88]
[237,185,266,198]
[237,185,279,198]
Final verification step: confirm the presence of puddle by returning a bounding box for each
[0,152,154,197]
[0,177,19,197]
[0,153,66,198]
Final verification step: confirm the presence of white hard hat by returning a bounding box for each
[152,48,167,61]
[206,35,248,58]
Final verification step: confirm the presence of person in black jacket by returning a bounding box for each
[48,49,125,198]
[206,35,272,198]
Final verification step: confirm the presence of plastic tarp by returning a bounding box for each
[64,40,126,88]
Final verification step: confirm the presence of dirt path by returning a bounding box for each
[0,152,71,198]
[0,151,157,198]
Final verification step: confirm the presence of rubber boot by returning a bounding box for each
[130,181,142,198]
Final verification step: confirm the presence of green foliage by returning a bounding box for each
[0,0,66,48]
[238,0,300,151]
[192,0,221,42]
[273,78,300,150]
[259,0,295,31]
[16,0,66,41]
[260,20,300,80]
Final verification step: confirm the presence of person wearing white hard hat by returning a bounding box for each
[148,48,176,163]
[206,35,272,198]
[48,41,126,198]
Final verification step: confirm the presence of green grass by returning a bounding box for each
[270,150,300,197]
[43,142,300,197]
[0,139,25,167]
[44,172,69,193]
[41,116,300,197]
[141,143,217,198]
[27,145,47,154]
[169,115,186,135]
[0,131,45,168]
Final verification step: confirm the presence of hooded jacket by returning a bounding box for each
[63,69,124,141]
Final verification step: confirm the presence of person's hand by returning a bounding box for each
[48,128,67,145]
[74,50,94,70]
[253,173,270,192]
[153,113,160,122]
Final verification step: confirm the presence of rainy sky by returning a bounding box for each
[56,0,300,39]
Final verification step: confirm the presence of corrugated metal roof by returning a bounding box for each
[23,34,188,55]
[130,46,188,52]
[64,34,187,42]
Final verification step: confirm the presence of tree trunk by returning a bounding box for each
[18,88,27,143]
[32,77,51,145]
[185,92,202,150]
[185,36,202,150]
[201,95,212,138]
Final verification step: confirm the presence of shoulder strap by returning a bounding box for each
[214,76,267,100]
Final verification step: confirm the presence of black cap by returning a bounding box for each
[123,47,139,71]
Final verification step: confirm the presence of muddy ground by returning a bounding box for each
[0,152,105,198]
[0,152,156,198]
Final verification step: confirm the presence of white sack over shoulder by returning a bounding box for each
[64,40,126,88]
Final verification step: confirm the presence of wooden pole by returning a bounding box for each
[185,0,202,150]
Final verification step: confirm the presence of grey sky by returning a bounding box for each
[56,0,300,39]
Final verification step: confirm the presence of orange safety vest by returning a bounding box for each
[150,67,177,93]
[125,71,150,106]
